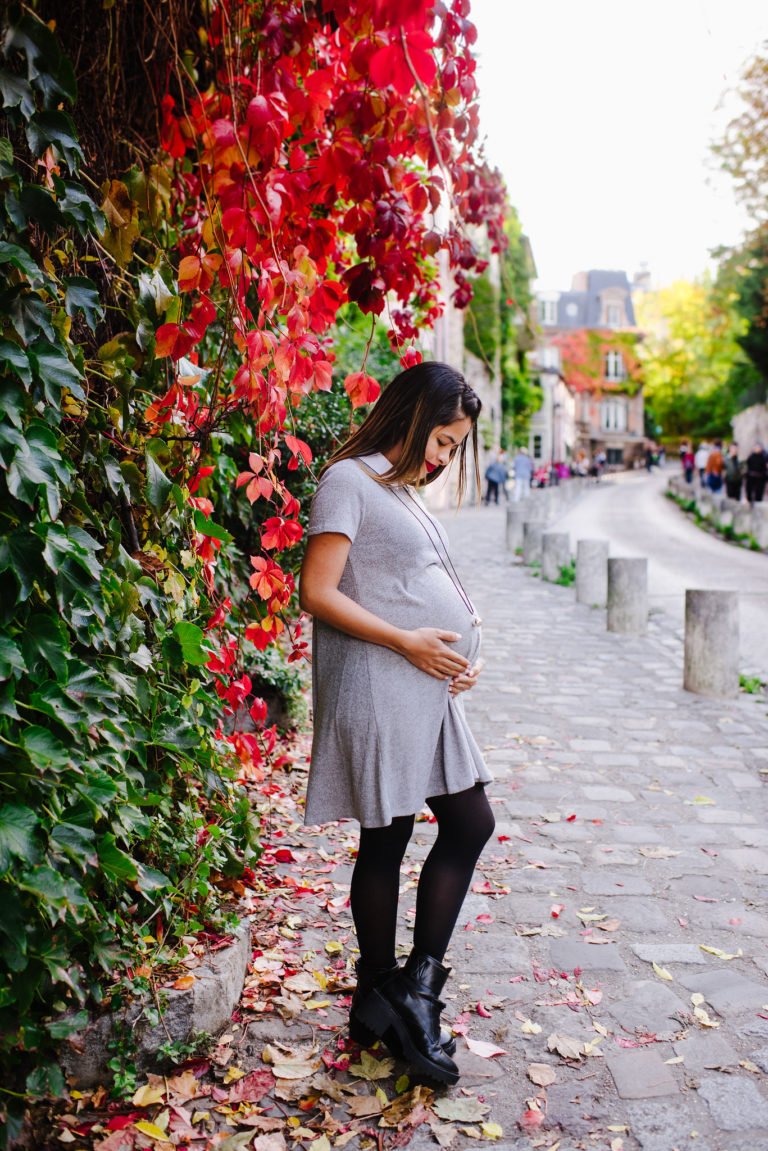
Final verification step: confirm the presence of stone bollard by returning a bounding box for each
[523,522,544,565]
[751,504,768,549]
[505,502,529,552]
[607,558,648,635]
[683,590,739,698]
[541,531,570,582]
[733,504,753,538]
[576,538,609,607]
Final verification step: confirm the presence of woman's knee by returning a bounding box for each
[428,786,495,852]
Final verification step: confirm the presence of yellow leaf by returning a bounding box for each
[171,974,195,990]
[699,945,742,961]
[223,1066,245,1084]
[191,1112,210,1123]
[133,1121,168,1140]
[395,1074,410,1094]
[305,999,331,1010]
[652,962,674,981]
[132,1083,166,1107]
[520,1018,542,1035]
[325,940,342,954]
[481,1122,504,1139]
[665,1056,684,1064]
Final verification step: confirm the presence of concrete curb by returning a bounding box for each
[61,918,252,1088]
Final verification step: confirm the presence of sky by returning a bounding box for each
[470,0,767,292]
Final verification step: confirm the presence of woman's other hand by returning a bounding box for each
[448,657,484,697]
[398,628,471,680]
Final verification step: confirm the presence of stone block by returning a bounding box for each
[623,1098,701,1151]
[677,969,768,1015]
[549,939,626,972]
[673,1030,739,1073]
[605,980,688,1036]
[721,847,768,874]
[630,943,708,966]
[605,1047,678,1099]
[61,918,251,1088]
[697,1075,768,1131]
[582,785,636,802]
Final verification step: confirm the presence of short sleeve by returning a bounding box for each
[308,460,366,543]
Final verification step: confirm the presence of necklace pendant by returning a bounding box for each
[472,615,482,627]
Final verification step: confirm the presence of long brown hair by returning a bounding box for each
[326,362,482,503]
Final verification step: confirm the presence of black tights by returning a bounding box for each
[349,784,495,968]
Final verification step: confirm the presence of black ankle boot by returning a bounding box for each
[355,950,460,1084]
[348,959,457,1055]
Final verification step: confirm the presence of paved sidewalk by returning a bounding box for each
[241,501,768,1151]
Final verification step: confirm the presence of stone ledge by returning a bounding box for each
[61,917,251,1089]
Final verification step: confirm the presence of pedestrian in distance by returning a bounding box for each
[746,442,767,504]
[512,445,533,502]
[299,361,494,1086]
[644,442,655,472]
[694,441,710,486]
[724,443,744,502]
[483,452,506,505]
[680,440,695,485]
[705,440,724,493]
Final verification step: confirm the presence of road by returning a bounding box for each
[551,466,768,680]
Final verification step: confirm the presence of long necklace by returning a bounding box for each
[389,485,482,627]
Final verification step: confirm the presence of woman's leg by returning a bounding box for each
[350,814,414,970]
[414,784,496,961]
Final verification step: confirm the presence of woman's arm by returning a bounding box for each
[299,532,471,681]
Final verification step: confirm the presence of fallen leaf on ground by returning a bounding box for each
[527,1062,557,1087]
[481,1122,503,1139]
[465,1038,507,1059]
[639,846,680,859]
[133,1121,168,1140]
[547,1032,584,1060]
[652,962,674,981]
[132,1083,166,1108]
[518,1104,545,1131]
[348,1049,396,1080]
[228,1068,274,1103]
[520,1018,542,1035]
[700,945,742,961]
[434,1097,490,1123]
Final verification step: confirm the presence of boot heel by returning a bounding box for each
[355,988,398,1036]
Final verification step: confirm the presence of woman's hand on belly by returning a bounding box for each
[398,628,471,680]
[448,657,484,697]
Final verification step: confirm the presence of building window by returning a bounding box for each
[600,398,628,432]
[539,345,560,370]
[539,299,557,325]
[607,448,624,466]
[533,434,542,459]
[604,350,626,381]
[605,303,622,328]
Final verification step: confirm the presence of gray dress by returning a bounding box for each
[305,452,491,828]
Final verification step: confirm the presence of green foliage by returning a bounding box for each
[636,278,748,440]
[716,229,768,404]
[553,560,576,587]
[464,269,500,369]
[739,674,766,695]
[0,12,262,1122]
[499,209,539,445]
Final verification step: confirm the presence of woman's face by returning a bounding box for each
[422,415,473,478]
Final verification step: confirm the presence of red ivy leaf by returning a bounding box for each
[344,372,381,409]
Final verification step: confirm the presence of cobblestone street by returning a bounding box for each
[428,503,768,1149]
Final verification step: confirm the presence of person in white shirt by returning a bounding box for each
[512,447,533,502]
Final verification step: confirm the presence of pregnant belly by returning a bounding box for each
[392,569,481,664]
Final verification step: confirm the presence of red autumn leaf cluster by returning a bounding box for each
[151,0,506,773]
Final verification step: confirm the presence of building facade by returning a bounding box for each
[530,270,645,470]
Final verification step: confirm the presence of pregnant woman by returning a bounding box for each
[299,361,494,1085]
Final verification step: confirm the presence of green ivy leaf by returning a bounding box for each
[0,337,33,388]
[3,286,55,343]
[97,833,138,882]
[4,183,64,234]
[28,682,82,727]
[55,179,105,236]
[0,805,38,873]
[22,726,71,771]
[20,613,69,683]
[0,528,46,604]
[0,67,35,118]
[4,15,77,108]
[64,276,104,332]
[45,1010,89,1040]
[5,420,70,519]
[0,634,26,681]
[25,109,83,172]
[39,522,102,581]
[29,339,85,404]
[145,450,173,512]
[18,865,90,925]
[192,509,233,542]
[0,240,46,288]
[169,621,211,667]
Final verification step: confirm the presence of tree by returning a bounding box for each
[716,227,768,404]
[713,45,768,223]
[635,279,748,439]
